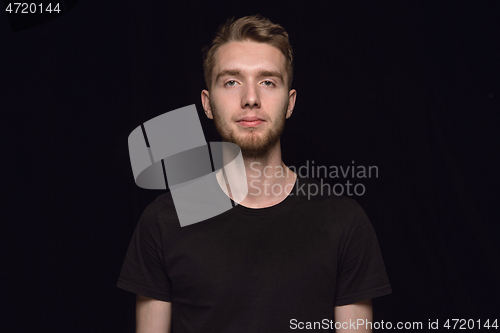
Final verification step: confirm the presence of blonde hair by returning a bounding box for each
[202,14,293,91]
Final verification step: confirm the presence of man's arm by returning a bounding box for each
[136,295,172,333]
[334,299,372,333]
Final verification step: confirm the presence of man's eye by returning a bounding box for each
[225,80,238,86]
[262,81,274,87]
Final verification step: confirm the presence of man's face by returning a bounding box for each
[202,40,296,158]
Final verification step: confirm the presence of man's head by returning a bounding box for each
[202,15,293,91]
[201,15,297,158]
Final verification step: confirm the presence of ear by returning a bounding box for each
[201,89,213,119]
[285,89,297,119]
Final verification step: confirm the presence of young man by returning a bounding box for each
[118,15,391,332]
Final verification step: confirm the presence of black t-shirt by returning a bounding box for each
[117,173,391,332]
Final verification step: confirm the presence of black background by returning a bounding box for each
[2,0,499,332]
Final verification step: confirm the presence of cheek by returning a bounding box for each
[212,91,239,109]
[211,104,232,123]
[266,94,290,112]
[263,88,289,102]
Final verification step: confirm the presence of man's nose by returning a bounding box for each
[241,82,260,108]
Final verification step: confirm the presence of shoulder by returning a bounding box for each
[295,176,361,214]
[137,191,181,232]
[150,191,177,214]
[294,176,370,230]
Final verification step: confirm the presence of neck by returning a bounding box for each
[216,140,297,208]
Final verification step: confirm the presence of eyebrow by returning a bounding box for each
[215,69,284,83]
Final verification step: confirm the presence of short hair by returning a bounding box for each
[202,14,293,91]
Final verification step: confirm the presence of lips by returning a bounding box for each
[237,116,264,122]
[237,116,264,127]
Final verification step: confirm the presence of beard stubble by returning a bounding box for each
[211,104,287,159]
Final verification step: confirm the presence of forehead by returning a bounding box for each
[213,41,287,75]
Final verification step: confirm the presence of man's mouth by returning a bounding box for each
[237,117,264,127]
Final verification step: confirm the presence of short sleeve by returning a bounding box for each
[334,201,392,306]
[116,201,172,302]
